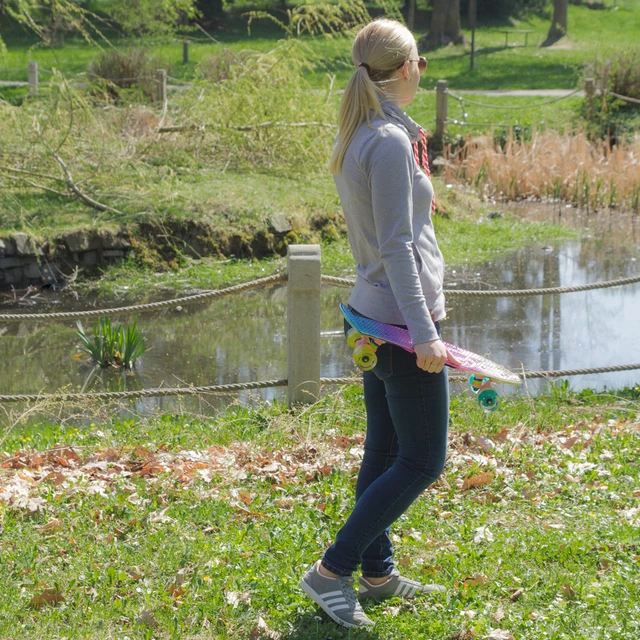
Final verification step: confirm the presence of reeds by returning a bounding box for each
[443,129,640,213]
[75,317,149,369]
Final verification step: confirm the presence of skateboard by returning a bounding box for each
[340,303,521,412]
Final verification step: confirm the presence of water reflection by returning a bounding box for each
[1,206,638,417]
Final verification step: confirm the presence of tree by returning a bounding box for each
[420,0,464,51]
[0,0,199,53]
[542,0,568,47]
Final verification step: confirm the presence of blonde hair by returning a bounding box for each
[329,19,416,175]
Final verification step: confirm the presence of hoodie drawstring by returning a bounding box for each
[413,128,436,214]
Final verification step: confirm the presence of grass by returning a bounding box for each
[3,1,640,92]
[0,383,638,638]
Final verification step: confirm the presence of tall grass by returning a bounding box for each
[443,129,640,212]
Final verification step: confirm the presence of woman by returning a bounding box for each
[299,18,457,629]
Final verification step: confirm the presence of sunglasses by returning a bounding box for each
[397,56,428,76]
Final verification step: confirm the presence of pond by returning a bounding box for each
[1,205,638,418]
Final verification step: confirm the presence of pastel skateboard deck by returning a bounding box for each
[340,303,520,411]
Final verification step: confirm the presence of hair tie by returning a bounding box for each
[359,62,371,74]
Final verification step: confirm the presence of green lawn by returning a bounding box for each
[0,385,638,638]
[2,1,640,94]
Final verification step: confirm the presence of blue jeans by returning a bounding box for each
[321,310,449,578]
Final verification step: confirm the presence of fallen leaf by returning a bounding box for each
[509,587,524,602]
[37,518,63,533]
[134,609,159,629]
[399,554,411,568]
[492,607,505,622]
[483,631,514,640]
[462,574,488,587]
[225,590,251,608]
[249,616,281,639]
[473,526,494,544]
[560,583,576,599]
[30,587,65,608]
[449,628,476,640]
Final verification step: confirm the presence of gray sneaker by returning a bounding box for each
[358,569,446,601]
[299,560,374,629]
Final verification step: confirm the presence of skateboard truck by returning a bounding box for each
[468,374,500,412]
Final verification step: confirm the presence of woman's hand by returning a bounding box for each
[414,339,461,373]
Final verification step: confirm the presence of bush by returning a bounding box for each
[584,50,640,142]
[87,48,170,103]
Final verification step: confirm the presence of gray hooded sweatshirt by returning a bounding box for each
[333,97,446,345]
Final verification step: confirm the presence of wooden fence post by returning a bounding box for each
[435,79,448,147]
[28,61,38,96]
[183,39,189,64]
[156,69,167,104]
[585,77,595,122]
[287,244,321,406]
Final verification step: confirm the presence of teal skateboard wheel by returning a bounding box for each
[478,388,499,412]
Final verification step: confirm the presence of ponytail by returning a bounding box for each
[329,19,416,175]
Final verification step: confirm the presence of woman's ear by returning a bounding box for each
[399,61,411,81]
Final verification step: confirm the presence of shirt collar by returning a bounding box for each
[378,96,421,142]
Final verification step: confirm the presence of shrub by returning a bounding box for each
[87,48,169,102]
[585,49,640,142]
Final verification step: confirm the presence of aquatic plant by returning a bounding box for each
[75,317,149,369]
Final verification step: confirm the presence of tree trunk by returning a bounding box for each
[421,0,448,51]
[542,0,568,47]
[195,0,224,23]
[444,0,465,45]
[421,0,465,51]
[406,0,416,31]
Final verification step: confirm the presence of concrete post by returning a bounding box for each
[585,78,595,122]
[287,244,321,406]
[28,61,38,96]
[156,69,167,104]
[183,39,189,64]
[435,80,448,147]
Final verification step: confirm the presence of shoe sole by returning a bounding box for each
[299,577,369,629]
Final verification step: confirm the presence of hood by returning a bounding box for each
[378,96,422,143]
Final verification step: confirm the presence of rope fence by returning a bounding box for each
[446,87,582,111]
[0,273,287,322]
[2,364,640,404]
[1,246,639,406]
[1,273,639,323]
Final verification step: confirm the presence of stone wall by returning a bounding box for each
[0,230,132,289]
[0,213,341,290]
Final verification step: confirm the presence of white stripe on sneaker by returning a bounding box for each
[324,596,346,606]
[320,590,344,599]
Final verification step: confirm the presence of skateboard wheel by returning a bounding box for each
[346,327,363,349]
[478,388,500,412]
[353,344,377,371]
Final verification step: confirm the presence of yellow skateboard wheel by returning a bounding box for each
[346,327,363,349]
[353,343,377,371]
